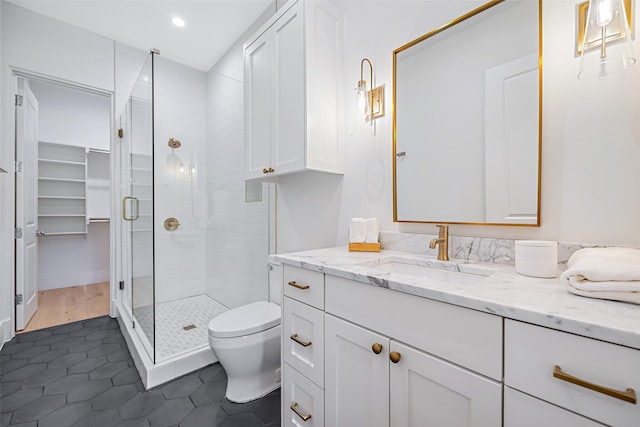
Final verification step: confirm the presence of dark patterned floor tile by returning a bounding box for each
[16,330,53,343]
[119,390,165,419]
[9,394,66,424]
[179,405,226,427]
[51,322,84,334]
[28,348,68,364]
[47,351,87,369]
[9,345,50,360]
[197,363,226,383]
[87,343,122,357]
[0,358,28,375]
[219,412,264,427]
[1,363,46,382]
[116,416,151,427]
[106,348,133,362]
[43,373,89,395]
[22,368,67,388]
[147,397,194,427]
[38,401,92,427]
[83,317,112,328]
[160,374,201,400]
[71,408,120,427]
[189,380,226,407]
[1,342,33,356]
[86,329,117,341]
[0,380,22,398]
[112,367,141,386]
[31,333,70,346]
[68,356,108,374]
[67,378,113,403]
[253,388,281,425]
[0,387,43,413]
[220,397,259,416]
[91,384,138,411]
[89,361,129,380]
[50,337,87,350]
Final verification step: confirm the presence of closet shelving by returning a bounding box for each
[37,141,88,235]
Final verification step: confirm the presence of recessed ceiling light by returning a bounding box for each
[172,17,185,28]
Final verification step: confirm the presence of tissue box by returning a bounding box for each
[515,240,557,278]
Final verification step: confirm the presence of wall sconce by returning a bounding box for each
[355,58,385,124]
[577,0,636,79]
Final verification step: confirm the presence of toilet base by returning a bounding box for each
[209,324,281,403]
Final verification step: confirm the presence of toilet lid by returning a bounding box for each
[208,301,280,338]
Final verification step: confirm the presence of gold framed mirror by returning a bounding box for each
[392,0,542,226]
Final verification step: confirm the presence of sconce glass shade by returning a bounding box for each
[166,151,181,173]
[355,80,371,121]
[578,0,636,79]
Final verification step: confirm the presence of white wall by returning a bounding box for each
[29,80,111,150]
[205,2,276,309]
[1,1,114,343]
[275,0,640,253]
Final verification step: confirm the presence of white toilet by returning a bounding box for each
[207,263,282,403]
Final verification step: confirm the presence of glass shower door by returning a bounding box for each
[124,53,155,361]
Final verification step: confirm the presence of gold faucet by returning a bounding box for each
[429,225,449,261]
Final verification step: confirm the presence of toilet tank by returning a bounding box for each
[268,261,283,306]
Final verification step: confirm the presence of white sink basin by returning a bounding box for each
[370,261,486,286]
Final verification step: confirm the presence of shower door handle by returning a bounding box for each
[122,196,139,221]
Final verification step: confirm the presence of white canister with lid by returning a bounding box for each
[515,240,558,278]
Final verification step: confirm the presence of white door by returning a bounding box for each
[244,30,272,180]
[390,340,502,426]
[271,1,305,175]
[15,77,39,331]
[325,314,390,427]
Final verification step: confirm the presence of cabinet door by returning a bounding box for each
[390,341,502,427]
[504,387,604,427]
[244,30,271,180]
[325,314,389,427]
[271,0,305,176]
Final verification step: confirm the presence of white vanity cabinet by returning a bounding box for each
[244,0,343,181]
[505,320,640,427]
[324,275,502,426]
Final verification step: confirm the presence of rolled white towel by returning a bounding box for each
[365,218,379,244]
[349,218,367,243]
[567,285,640,305]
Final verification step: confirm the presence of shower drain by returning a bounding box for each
[182,324,196,331]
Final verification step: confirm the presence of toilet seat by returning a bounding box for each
[208,301,280,339]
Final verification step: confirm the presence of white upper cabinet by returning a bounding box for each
[244,0,344,181]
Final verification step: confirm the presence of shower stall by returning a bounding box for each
[115,51,272,388]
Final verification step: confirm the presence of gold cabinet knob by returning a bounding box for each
[390,351,401,363]
[263,168,269,174]
[268,167,274,173]
[372,343,383,354]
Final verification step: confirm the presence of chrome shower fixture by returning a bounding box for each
[168,137,181,149]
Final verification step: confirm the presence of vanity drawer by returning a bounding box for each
[505,320,640,426]
[325,274,503,380]
[283,265,324,309]
[283,363,324,427]
[283,297,324,387]
[504,387,604,426]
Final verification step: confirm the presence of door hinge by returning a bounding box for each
[15,294,23,305]
[132,320,136,329]
[117,128,123,138]
[15,161,23,173]
[15,94,23,107]
[14,227,23,239]
[119,280,125,290]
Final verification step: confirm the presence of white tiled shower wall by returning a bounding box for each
[153,57,208,304]
[205,4,276,309]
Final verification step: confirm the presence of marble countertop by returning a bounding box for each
[272,246,640,350]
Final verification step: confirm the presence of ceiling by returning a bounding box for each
[6,0,274,72]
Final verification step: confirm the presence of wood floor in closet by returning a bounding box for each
[18,282,110,333]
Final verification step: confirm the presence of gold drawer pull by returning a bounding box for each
[288,281,310,290]
[553,365,637,404]
[290,334,312,347]
[290,401,312,421]
[372,343,383,354]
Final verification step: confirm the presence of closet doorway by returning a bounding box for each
[15,76,112,333]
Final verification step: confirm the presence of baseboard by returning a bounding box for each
[0,317,13,351]
[39,269,110,290]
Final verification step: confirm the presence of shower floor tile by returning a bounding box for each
[133,295,228,360]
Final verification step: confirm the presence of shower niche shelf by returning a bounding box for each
[37,141,88,235]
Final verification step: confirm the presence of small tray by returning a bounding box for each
[349,242,381,252]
